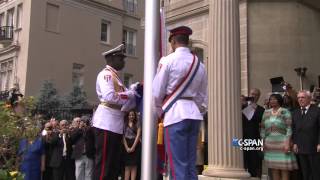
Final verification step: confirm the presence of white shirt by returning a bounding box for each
[153,47,208,127]
[92,65,134,134]
[301,104,311,114]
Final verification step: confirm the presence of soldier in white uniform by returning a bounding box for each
[153,26,208,180]
[92,44,135,180]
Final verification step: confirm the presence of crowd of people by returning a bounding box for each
[242,87,320,180]
[16,23,320,180]
[18,110,142,180]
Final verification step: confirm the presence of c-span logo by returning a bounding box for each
[232,138,263,151]
[232,138,240,147]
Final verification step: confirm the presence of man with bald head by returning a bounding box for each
[242,88,264,177]
[292,90,320,180]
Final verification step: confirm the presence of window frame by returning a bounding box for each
[123,28,137,56]
[123,73,133,88]
[0,59,13,91]
[72,63,85,87]
[123,0,138,15]
[16,3,22,29]
[6,7,14,27]
[45,3,60,33]
[100,20,111,44]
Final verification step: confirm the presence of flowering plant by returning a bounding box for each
[0,97,41,172]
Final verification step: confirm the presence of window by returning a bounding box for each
[0,13,4,26]
[72,63,84,87]
[45,3,60,32]
[100,20,110,43]
[123,73,133,88]
[192,47,204,63]
[0,59,13,91]
[123,0,137,15]
[16,4,22,28]
[123,29,136,56]
[6,8,14,27]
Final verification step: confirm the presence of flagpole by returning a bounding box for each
[141,0,160,179]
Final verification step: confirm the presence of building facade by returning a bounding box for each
[165,0,320,100]
[0,0,145,104]
[164,0,320,179]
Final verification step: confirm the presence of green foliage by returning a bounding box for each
[35,81,92,120]
[36,80,61,111]
[0,169,24,180]
[0,97,40,171]
[36,80,63,119]
[65,84,89,109]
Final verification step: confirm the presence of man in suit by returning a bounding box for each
[49,120,75,180]
[70,116,95,180]
[292,90,320,180]
[242,88,265,177]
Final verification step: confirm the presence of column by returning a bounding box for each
[201,0,250,179]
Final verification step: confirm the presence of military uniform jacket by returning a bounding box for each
[153,47,208,127]
[92,65,131,134]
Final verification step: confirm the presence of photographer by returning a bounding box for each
[282,82,299,111]
[242,88,265,178]
[70,116,95,180]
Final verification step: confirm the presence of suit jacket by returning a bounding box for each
[292,104,320,154]
[242,104,265,139]
[48,132,73,168]
[70,127,95,160]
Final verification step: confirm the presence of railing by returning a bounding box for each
[34,107,93,120]
[125,44,136,56]
[123,0,138,15]
[0,26,13,42]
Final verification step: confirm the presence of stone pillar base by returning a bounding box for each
[201,167,250,179]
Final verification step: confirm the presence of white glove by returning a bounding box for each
[119,90,136,99]
[121,97,136,112]
[127,84,141,98]
[129,82,140,91]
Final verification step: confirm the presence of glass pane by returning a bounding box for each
[8,61,13,69]
[6,70,12,90]
[7,9,14,27]
[101,23,107,32]
[101,32,106,42]
[1,62,7,72]
[123,30,127,42]
[45,3,59,32]
[128,31,134,45]
[0,72,6,91]
[101,23,108,42]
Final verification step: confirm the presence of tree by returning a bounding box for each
[65,84,89,109]
[36,80,61,119]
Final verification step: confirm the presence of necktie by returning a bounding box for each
[301,108,306,116]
